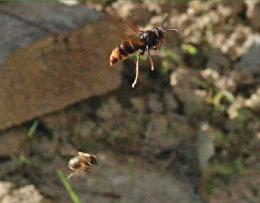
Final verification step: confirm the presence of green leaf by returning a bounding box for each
[221,89,235,103]
[164,48,180,62]
[27,120,39,138]
[56,169,82,203]
[181,43,197,55]
[214,165,234,175]
[234,157,244,174]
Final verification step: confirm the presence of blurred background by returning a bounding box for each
[0,1,260,203]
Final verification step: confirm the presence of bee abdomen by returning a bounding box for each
[68,157,81,170]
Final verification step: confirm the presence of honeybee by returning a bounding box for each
[110,14,177,88]
[67,152,98,179]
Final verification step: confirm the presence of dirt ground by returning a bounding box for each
[1,2,260,203]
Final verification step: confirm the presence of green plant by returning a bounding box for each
[206,89,235,110]
[211,157,245,176]
[19,155,31,164]
[181,43,198,55]
[56,169,82,203]
[27,120,39,138]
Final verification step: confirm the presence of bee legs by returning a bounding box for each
[132,53,141,88]
[67,169,81,179]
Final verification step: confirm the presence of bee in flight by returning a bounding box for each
[110,14,177,88]
[67,152,98,179]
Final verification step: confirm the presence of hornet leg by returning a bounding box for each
[132,53,141,88]
[146,46,154,71]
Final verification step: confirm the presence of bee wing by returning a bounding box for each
[90,155,98,165]
[77,152,90,157]
[83,165,93,173]
[77,152,98,165]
